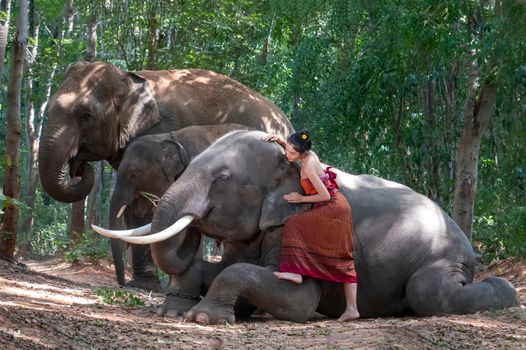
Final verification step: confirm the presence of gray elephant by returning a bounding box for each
[38,61,293,290]
[109,124,249,289]
[96,130,520,323]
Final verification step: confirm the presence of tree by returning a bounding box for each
[62,0,84,248]
[1,0,28,261]
[0,0,11,86]
[452,55,496,240]
[85,12,103,228]
[21,0,40,236]
[452,0,524,240]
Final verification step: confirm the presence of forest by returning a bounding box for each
[1,0,524,264]
[1,1,526,348]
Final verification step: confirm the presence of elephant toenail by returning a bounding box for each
[156,307,165,316]
[195,312,210,324]
[166,310,179,318]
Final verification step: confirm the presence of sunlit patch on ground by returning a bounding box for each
[0,258,525,349]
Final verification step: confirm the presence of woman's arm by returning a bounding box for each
[261,134,286,148]
[283,161,331,204]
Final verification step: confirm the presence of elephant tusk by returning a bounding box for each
[116,205,127,218]
[91,223,152,239]
[117,215,194,245]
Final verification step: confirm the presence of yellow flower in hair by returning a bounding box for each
[301,133,308,140]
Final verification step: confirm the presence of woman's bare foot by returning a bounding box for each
[337,307,360,322]
[274,272,302,284]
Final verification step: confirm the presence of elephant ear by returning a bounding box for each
[117,72,161,149]
[161,140,189,182]
[259,164,311,231]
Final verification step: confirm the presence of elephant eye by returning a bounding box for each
[217,170,231,181]
[82,111,93,120]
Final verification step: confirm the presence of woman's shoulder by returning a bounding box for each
[309,151,324,163]
[303,153,324,174]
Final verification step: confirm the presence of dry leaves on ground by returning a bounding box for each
[0,258,525,349]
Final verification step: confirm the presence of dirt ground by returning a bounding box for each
[0,258,525,350]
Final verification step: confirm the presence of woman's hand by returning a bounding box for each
[283,192,304,203]
[262,134,286,146]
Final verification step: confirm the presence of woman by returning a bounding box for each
[262,130,359,322]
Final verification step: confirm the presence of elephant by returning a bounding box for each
[109,123,249,289]
[95,130,520,324]
[38,61,293,290]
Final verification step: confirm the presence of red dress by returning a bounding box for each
[279,168,357,283]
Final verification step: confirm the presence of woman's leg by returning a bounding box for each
[274,272,303,284]
[337,282,360,322]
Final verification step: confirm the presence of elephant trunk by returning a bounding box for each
[151,170,210,234]
[39,122,94,203]
[146,170,208,271]
[109,195,127,286]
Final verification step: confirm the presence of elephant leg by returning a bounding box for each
[185,263,323,324]
[125,244,162,292]
[406,260,520,316]
[158,258,231,317]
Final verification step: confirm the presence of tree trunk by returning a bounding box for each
[57,0,73,59]
[21,63,56,239]
[424,77,440,201]
[63,0,73,37]
[87,161,103,227]
[452,56,497,240]
[85,14,97,61]
[145,5,158,69]
[1,0,28,261]
[69,199,85,248]
[105,169,117,227]
[60,0,85,247]
[21,0,39,238]
[261,17,274,65]
[0,0,11,87]
[84,11,103,229]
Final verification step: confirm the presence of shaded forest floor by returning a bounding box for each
[0,258,525,349]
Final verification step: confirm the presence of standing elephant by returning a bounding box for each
[109,124,248,289]
[39,61,293,290]
[95,130,520,323]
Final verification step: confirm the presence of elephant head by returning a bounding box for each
[39,61,160,203]
[110,133,188,223]
[152,131,307,244]
[95,130,309,269]
[107,133,189,286]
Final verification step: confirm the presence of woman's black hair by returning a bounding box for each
[287,130,312,153]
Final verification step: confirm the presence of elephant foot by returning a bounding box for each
[185,300,235,325]
[126,276,162,292]
[157,292,201,318]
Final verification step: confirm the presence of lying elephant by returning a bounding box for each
[95,130,520,323]
[38,61,293,289]
[109,124,249,289]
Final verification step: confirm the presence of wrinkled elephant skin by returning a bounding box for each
[147,130,520,323]
[38,61,292,290]
[109,124,249,288]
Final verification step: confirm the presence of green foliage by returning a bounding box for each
[474,152,526,262]
[64,232,109,264]
[2,0,525,263]
[95,287,145,307]
[35,0,65,18]
[18,190,69,258]
[0,193,29,215]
